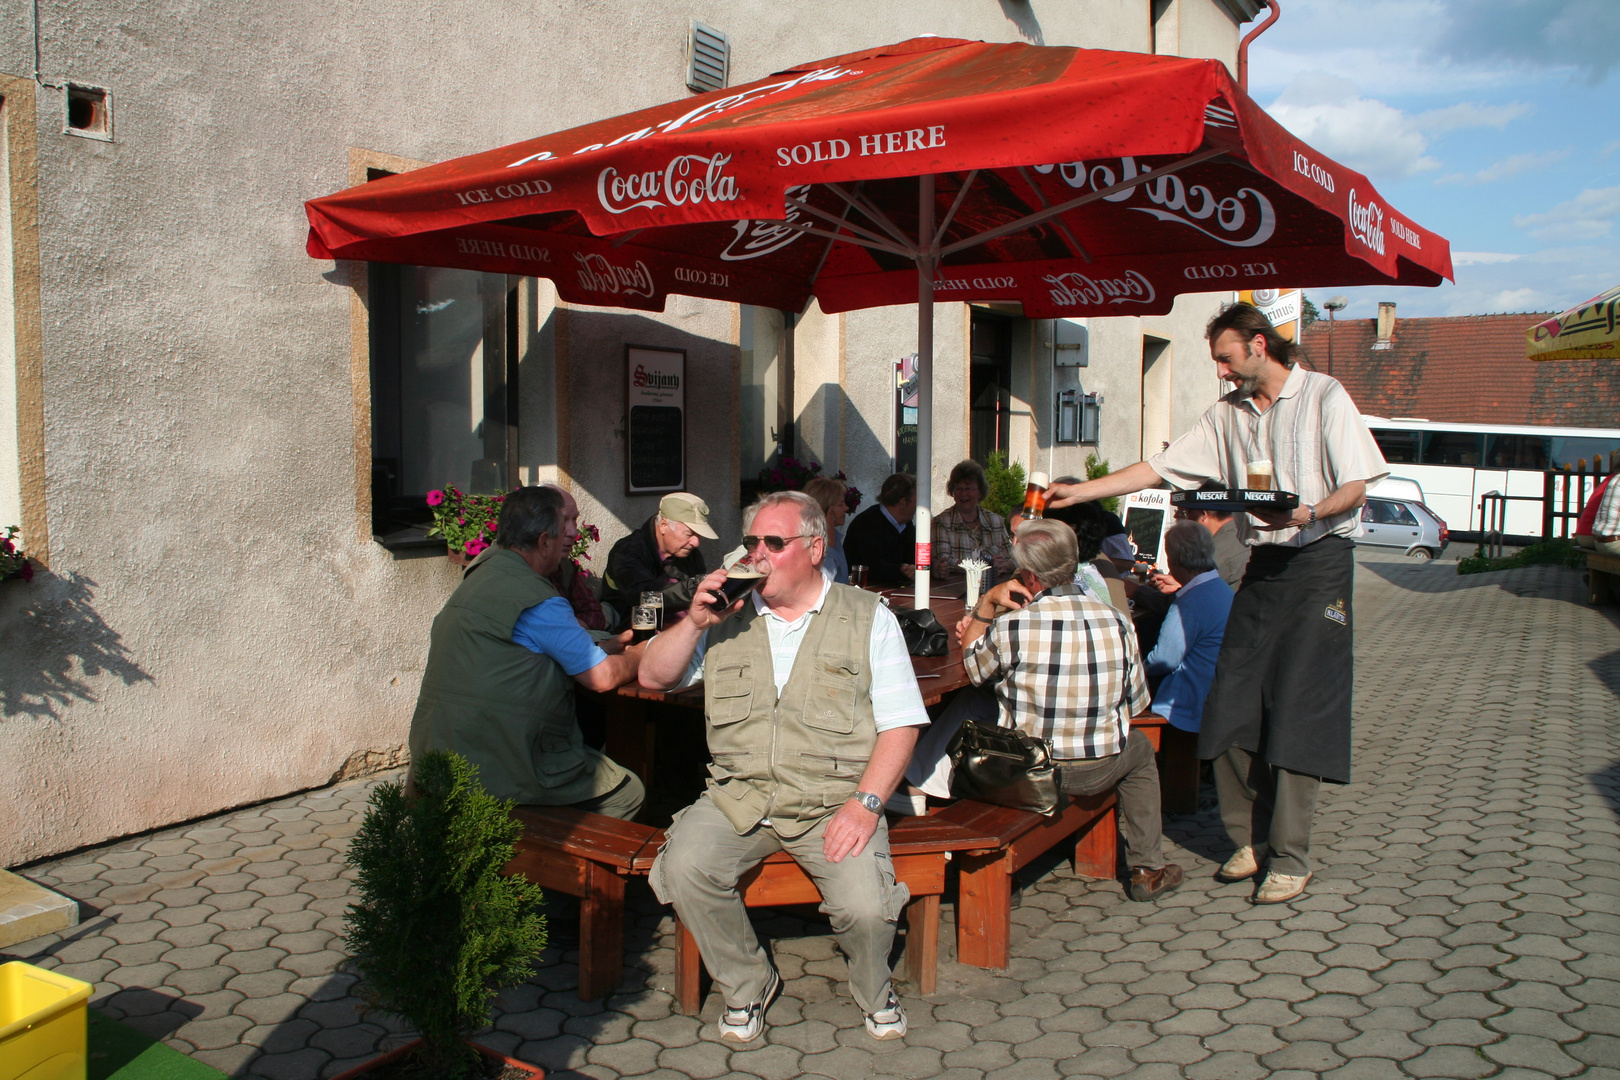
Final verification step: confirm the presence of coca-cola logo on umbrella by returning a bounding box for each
[1347,189,1386,256]
[1034,157,1276,248]
[575,253,654,298]
[598,153,742,215]
[721,186,811,262]
[1043,270,1157,308]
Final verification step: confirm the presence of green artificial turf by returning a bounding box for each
[87,1009,229,1080]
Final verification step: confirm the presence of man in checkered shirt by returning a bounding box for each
[962,518,1184,901]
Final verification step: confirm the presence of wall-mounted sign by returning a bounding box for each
[1122,488,1173,572]
[1240,288,1302,342]
[626,346,685,494]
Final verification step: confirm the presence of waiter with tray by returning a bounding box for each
[1045,302,1387,904]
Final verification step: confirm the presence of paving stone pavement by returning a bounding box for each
[8,550,1620,1079]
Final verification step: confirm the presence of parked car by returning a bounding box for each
[1360,497,1449,560]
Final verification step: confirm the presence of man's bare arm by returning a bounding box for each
[638,567,742,689]
[823,725,922,863]
[573,644,644,692]
[1045,460,1163,508]
[1250,479,1368,530]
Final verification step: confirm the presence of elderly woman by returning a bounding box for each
[802,475,851,584]
[1144,521,1235,735]
[933,459,1014,578]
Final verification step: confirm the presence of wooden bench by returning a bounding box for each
[1588,550,1620,605]
[669,814,1001,1015]
[932,793,1120,970]
[506,806,661,1002]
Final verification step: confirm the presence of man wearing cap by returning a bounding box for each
[606,492,715,622]
[410,486,647,820]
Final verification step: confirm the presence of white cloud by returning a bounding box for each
[1414,102,1532,133]
[1453,252,1523,266]
[1513,185,1620,242]
[1438,0,1620,85]
[1436,149,1572,185]
[1266,75,1534,185]
[1267,74,1439,181]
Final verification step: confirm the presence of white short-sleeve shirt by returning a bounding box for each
[1149,366,1389,548]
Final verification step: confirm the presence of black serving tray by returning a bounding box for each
[1170,488,1300,513]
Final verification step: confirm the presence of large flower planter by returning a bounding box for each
[330,1038,543,1080]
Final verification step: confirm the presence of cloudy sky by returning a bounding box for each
[1246,0,1618,319]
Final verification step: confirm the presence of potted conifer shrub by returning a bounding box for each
[338,751,548,1079]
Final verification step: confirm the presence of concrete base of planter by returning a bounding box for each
[0,869,78,948]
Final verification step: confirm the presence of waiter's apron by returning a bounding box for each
[1197,536,1355,783]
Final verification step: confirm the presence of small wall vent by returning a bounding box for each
[65,84,113,141]
[687,22,730,93]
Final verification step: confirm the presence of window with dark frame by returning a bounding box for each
[969,311,1013,464]
[369,262,519,546]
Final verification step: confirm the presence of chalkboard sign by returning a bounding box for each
[626,347,685,494]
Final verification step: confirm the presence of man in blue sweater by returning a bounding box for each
[1145,521,1234,736]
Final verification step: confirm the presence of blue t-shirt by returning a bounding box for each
[512,597,607,675]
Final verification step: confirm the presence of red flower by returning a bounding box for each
[426,490,445,507]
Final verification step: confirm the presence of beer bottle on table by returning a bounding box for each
[1020,471,1051,520]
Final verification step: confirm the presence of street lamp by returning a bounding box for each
[1323,296,1348,376]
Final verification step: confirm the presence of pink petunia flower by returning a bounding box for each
[426,490,445,507]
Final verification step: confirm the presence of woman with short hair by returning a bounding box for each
[933,459,1014,579]
[802,476,852,584]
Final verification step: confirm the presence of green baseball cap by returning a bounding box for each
[659,492,718,539]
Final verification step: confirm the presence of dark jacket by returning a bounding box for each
[605,514,707,617]
[842,504,915,586]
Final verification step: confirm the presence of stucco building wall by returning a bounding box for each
[0,0,1248,864]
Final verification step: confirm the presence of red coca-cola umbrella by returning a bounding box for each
[306,36,1451,604]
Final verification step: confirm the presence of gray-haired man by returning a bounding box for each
[961,518,1183,902]
[639,491,929,1044]
[410,486,647,820]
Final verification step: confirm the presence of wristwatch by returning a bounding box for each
[1307,504,1318,526]
[853,791,884,814]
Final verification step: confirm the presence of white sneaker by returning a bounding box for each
[1254,870,1312,904]
[717,970,780,1043]
[864,990,908,1040]
[1217,844,1268,881]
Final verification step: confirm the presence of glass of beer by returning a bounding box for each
[850,564,870,589]
[1020,470,1051,520]
[1246,460,1274,491]
[709,565,768,610]
[639,591,664,630]
[631,604,658,643]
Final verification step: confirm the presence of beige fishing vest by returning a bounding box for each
[701,584,879,837]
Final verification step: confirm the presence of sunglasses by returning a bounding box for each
[741,534,810,553]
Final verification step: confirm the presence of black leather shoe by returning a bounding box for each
[1128,863,1185,902]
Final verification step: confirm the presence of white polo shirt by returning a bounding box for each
[1149,365,1389,548]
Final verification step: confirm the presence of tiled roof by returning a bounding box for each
[1297,311,1620,428]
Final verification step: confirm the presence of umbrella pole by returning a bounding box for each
[914,174,934,610]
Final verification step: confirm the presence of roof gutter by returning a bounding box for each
[1237,0,1281,92]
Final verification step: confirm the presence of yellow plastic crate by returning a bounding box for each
[0,961,92,1080]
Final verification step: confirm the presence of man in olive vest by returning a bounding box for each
[409,486,647,819]
[640,491,929,1044]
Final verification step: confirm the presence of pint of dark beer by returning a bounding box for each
[631,605,658,643]
[709,567,767,610]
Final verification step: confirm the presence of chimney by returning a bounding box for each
[1373,302,1396,350]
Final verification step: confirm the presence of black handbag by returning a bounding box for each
[889,607,948,657]
[947,717,1063,816]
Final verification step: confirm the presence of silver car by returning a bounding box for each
[1359,497,1450,560]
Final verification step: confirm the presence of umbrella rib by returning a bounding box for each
[774,218,915,259]
[932,170,978,254]
[940,147,1224,258]
[1015,166,1092,264]
[821,182,917,251]
[794,197,919,257]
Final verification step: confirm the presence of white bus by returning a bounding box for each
[1363,417,1620,539]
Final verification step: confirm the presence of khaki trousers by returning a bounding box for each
[650,791,908,1013]
[1214,745,1321,876]
[1056,728,1166,870]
